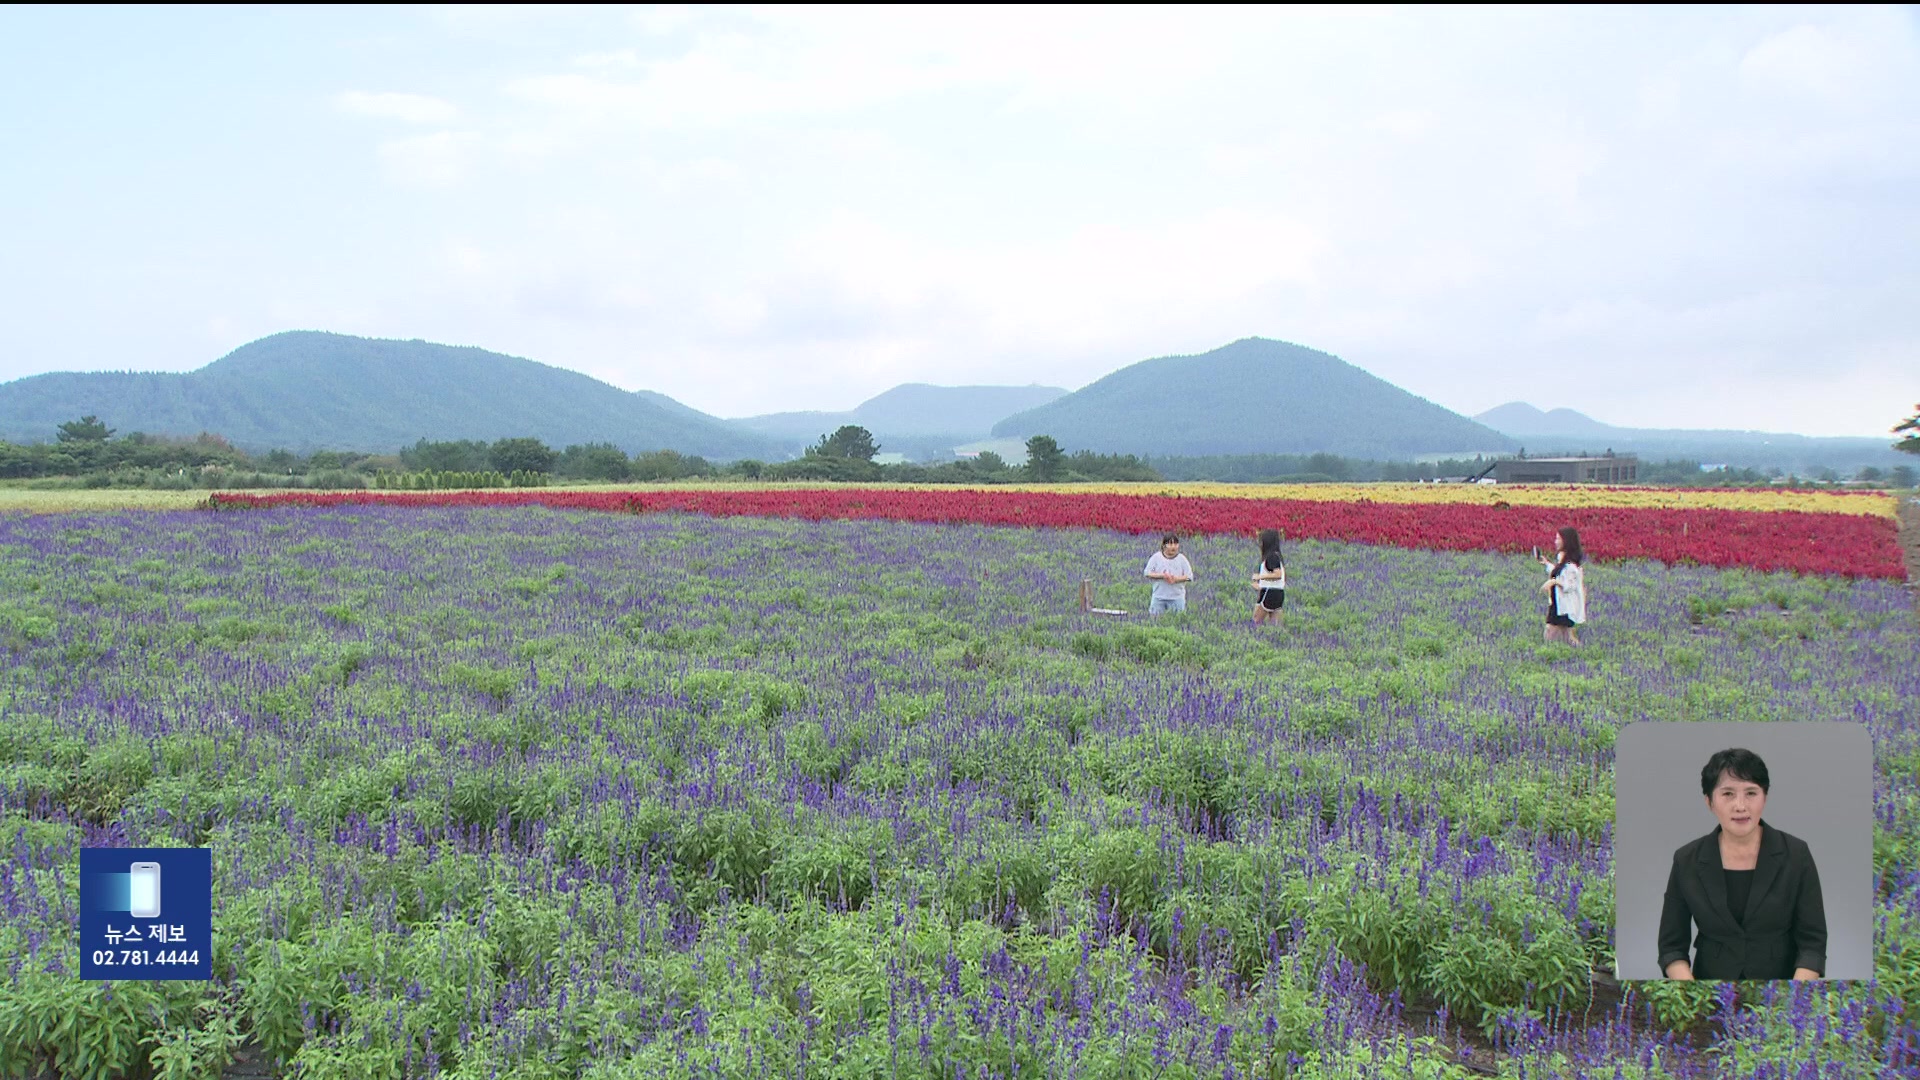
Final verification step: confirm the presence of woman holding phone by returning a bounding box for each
[1537,526,1586,645]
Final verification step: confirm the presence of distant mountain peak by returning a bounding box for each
[990,338,1516,459]
[1475,402,1615,438]
[0,331,782,459]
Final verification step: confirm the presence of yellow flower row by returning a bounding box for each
[992,482,1900,518]
[564,480,1898,518]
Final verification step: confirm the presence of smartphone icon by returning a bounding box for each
[129,862,161,919]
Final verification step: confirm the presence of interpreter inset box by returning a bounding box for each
[78,847,212,980]
[1613,722,1871,981]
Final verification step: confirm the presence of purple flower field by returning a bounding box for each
[0,506,1915,1078]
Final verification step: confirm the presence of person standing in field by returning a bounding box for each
[1144,533,1194,615]
[1538,526,1586,645]
[1252,528,1286,626]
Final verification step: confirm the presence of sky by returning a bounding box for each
[2,5,1916,437]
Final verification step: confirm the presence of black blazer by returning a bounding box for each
[1657,821,1827,980]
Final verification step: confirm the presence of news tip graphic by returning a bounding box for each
[79,847,212,980]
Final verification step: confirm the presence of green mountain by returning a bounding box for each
[1475,402,1910,473]
[736,383,1067,445]
[0,331,784,459]
[992,337,1516,459]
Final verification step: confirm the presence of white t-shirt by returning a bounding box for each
[1144,552,1193,601]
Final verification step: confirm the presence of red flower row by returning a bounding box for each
[206,488,1907,580]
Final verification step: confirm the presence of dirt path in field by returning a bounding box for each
[1399,962,1722,1077]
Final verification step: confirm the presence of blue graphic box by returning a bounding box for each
[79,847,212,980]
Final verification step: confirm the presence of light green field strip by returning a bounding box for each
[0,489,214,513]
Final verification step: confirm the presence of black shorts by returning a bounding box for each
[1259,588,1285,611]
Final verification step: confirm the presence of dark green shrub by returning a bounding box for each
[1069,631,1113,661]
[67,735,154,821]
[1081,827,1174,924]
[1292,699,1361,741]
[674,809,776,897]
[1114,625,1209,667]
[448,662,521,704]
[771,826,886,909]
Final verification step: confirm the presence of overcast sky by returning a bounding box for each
[2,5,1916,436]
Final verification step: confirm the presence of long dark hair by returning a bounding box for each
[1557,527,1584,566]
[1257,528,1283,568]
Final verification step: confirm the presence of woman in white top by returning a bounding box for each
[1252,528,1286,626]
[1537,526,1587,646]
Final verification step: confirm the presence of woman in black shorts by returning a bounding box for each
[1537,526,1586,645]
[1253,528,1286,626]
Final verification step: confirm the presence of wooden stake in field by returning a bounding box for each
[1080,579,1127,617]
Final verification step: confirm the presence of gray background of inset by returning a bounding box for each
[1614,722,1872,980]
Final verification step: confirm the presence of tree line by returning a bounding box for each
[402,429,1159,484]
[0,419,1159,488]
[0,417,262,483]
[5,415,1915,490]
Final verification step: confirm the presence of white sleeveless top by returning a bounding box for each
[1254,559,1285,590]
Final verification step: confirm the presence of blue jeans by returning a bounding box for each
[1149,597,1186,615]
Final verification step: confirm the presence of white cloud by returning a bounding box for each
[701,290,769,336]
[335,90,460,124]
[572,48,640,70]
[501,6,1372,132]
[439,9,1913,427]
[1369,109,1437,138]
[1524,127,1605,222]
[23,6,1914,437]
[376,131,478,187]
[428,5,599,34]
[628,5,700,37]
[503,40,950,130]
[1737,11,1920,110]
[655,207,1333,402]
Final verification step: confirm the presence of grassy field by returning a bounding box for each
[0,506,1913,1078]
